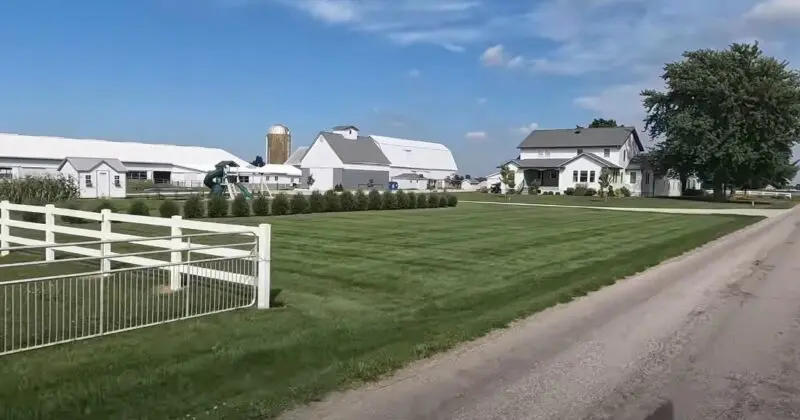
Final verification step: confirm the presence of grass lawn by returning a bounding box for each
[457,191,797,209]
[0,203,760,419]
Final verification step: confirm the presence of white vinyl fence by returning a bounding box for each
[0,200,271,355]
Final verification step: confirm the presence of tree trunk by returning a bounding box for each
[680,173,688,193]
[712,180,725,201]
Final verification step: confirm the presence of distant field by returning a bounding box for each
[457,192,796,209]
[0,204,760,419]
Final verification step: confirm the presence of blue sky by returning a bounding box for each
[1,0,799,177]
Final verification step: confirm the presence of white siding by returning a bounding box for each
[344,163,388,172]
[308,168,335,191]
[560,157,604,191]
[618,134,639,167]
[61,162,125,199]
[520,147,620,162]
[302,135,344,168]
[396,179,427,190]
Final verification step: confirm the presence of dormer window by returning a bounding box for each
[577,148,583,155]
[604,148,610,158]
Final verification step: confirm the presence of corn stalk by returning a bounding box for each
[0,175,80,204]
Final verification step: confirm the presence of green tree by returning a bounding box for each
[588,118,620,128]
[598,168,611,202]
[500,164,516,194]
[642,42,800,199]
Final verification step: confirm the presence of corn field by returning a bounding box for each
[0,175,80,204]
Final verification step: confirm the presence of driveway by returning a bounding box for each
[461,200,788,217]
[282,206,800,419]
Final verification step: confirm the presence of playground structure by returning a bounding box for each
[204,161,272,199]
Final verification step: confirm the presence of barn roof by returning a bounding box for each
[319,132,391,165]
[370,135,458,172]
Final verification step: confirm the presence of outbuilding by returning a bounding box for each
[58,157,128,199]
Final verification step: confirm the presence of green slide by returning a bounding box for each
[235,183,253,200]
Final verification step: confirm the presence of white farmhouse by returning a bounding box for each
[496,126,684,196]
[58,157,128,199]
[295,125,458,191]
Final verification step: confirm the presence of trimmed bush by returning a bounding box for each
[159,200,180,218]
[382,191,398,210]
[128,200,150,216]
[339,190,355,212]
[555,191,561,195]
[355,190,369,211]
[183,195,204,219]
[290,193,309,214]
[427,193,439,208]
[367,190,382,210]
[93,200,117,213]
[407,192,417,209]
[396,190,410,209]
[447,194,458,207]
[271,193,289,215]
[309,190,325,213]
[207,195,229,218]
[620,186,632,197]
[252,194,270,216]
[60,202,90,224]
[438,194,448,207]
[231,194,251,217]
[323,190,341,212]
[416,192,428,208]
[584,188,597,196]
[564,187,575,196]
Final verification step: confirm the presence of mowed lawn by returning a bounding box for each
[457,191,797,209]
[0,204,759,419]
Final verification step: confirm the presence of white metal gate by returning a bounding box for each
[0,232,258,356]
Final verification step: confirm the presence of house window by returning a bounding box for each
[629,171,637,183]
[126,171,147,180]
[645,172,650,185]
[579,171,588,182]
[114,175,121,187]
[589,171,596,183]
[550,171,558,179]
[274,176,279,181]
[604,148,610,158]
[573,170,578,182]
[85,175,93,187]
[577,148,584,155]
[0,167,12,179]
[239,176,250,183]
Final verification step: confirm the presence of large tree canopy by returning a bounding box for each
[588,118,620,128]
[642,42,800,197]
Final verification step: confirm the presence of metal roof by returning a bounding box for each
[59,157,128,173]
[517,127,643,150]
[392,172,426,180]
[370,135,458,172]
[319,132,392,165]
[284,147,308,166]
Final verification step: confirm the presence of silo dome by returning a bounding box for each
[268,124,290,135]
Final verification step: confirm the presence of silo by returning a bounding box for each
[266,124,291,165]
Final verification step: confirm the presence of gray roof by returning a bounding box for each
[517,127,643,150]
[59,157,128,172]
[318,132,391,165]
[332,125,359,131]
[393,172,426,180]
[284,147,308,166]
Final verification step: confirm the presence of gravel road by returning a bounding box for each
[282,208,800,420]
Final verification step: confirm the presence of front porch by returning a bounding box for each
[521,168,560,192]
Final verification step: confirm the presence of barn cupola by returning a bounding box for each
[332,125,360,140]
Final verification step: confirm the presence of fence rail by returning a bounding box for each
[0,200,271,355]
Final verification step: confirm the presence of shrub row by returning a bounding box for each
[54,190,458,224]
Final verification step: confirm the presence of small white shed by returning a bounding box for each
[58,157,128,199]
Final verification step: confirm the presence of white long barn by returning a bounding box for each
[0,133,301,187]
[296,125,458,191]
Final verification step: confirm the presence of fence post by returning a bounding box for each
[170,215,183,290]
[100,209,112,275]
[256,223,271,309]
[0,200,8,256]
[44,204,56,261]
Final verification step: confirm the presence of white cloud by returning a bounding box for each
[465,131,487,139]
[408,68,421,77]
[298,0,358,23]
[480,44,506,66]
[507,55,526,68]
[746,0,800,23]
[515,123,539,134]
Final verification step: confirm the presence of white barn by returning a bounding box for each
[58,157,128,199]
[295,125,458,191]
[0,133,302,189]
